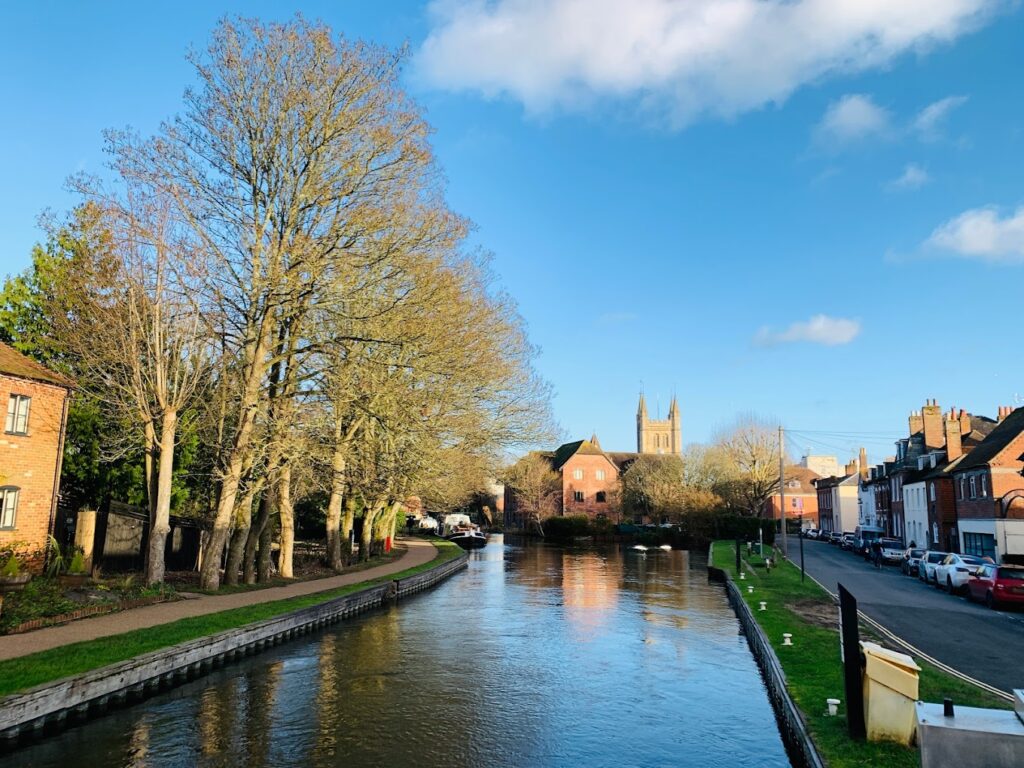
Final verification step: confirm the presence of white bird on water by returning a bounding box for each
[632,544,648,552]
[659,544,672,551]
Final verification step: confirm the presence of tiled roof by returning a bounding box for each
[955,407,1024,472]
[551,439,607,470]
[0,342,74,388]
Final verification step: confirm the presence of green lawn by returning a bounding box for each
[0,539,461,697]
[710,541,1009,768]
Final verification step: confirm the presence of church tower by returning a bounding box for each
[637,392,682,455]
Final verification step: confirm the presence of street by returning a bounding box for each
[793,539,1024,693]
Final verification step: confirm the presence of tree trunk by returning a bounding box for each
[245,491,272,585]
[145,409,177,585]
[325,438,346,571]
[200,326,270,591]
[277,462,294,578]
[360,500,384,562]
[257,513,274,582]
[341,495,356,562]
[224,482,259,586]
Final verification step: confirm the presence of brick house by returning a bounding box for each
[0,342,74,567]
[764,466,820,529]
[551,436,625,519]
[813,462,860,535]
[950,406,1024,563]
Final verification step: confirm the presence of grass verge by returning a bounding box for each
[710,540,1009,768]
[0,539,461,697]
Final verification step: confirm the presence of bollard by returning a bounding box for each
[739,572,746,580]
[759,601,767,611]
[747,585,753,594]
[827,698,841,717]
[783,633,793,646]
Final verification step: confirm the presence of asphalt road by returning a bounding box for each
[790,538,1024,693]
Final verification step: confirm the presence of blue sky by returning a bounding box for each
[2,1,1023,464]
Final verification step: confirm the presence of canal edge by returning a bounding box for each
[0,550,470,749]
[707,545,826,768]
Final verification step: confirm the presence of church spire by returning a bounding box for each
[637,392,648,417]
[590,432,601,450]
[668,394,679,417]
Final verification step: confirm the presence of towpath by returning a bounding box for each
[0,537,437,662]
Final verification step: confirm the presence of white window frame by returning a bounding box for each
[595,469,605,481]
[0,487,19,529]
[929,483,935,502]
[981,474,988,498]
[969,476,977,499]
[5,394,30,435]
[573,490,584,503]
[572,468,584,481]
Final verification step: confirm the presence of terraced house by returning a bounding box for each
[0,342,73,566]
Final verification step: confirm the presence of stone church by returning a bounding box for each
[636,393,682,455]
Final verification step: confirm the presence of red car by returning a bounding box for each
[966,564,1024,609]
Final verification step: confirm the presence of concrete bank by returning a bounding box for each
[0,549,469,747]
[708,557,826,768]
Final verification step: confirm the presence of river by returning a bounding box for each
[7,536,791,767]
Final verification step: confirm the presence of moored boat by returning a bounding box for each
[446,529,488,549]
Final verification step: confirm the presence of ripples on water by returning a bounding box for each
[8,536,791,767]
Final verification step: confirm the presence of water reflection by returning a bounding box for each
[8,537,790,768]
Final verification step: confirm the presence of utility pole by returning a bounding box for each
[779,425,787,558]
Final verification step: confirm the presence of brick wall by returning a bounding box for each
[561,454,619,519]
[0,374,70,566]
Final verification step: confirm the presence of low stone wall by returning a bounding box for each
[0,550,469,747]
[724,579,826,768]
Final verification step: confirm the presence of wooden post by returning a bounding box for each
[839,583,866,740]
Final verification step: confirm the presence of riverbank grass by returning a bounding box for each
[710,541,1009,768]
[0,539,461,697]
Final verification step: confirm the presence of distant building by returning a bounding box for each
[636,393,681,455]
[0,342,74,568]
[800,454,840,479]
[763,466,820,528]
[814,459,860,535]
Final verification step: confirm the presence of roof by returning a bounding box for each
[0,342,74,389]
[550,438,607,470]
[604,451,640,471]
[955,407,1024,472]
[782,465,821,494]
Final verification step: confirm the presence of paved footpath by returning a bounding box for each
[791,539,1024,693]
[0,537,437,663]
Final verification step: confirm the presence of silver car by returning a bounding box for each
[919,550,948,584]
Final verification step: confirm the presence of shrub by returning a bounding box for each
[68,550,87,575]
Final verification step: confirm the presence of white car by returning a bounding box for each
[935,553,989,593]
[918,550,948,584]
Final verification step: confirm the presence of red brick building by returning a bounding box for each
[950,406,1024,563]
[764,466,820,528]
[0,343,73,567]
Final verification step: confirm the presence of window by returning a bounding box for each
[969,476,977,499]
[958,477,965,499]
[595,469,606,481]
[0,487,18,529]
[596,491,607,503]
[981,474,988,498]
[962,532,996,561]
[5,394,30,435]
[572,468,584,481]
[929,483,935,503]
[573,491,584,503]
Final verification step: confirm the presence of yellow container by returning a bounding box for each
[860,641,921,745]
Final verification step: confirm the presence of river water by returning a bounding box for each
[8,536,790,767]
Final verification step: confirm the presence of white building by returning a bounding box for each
[800,454,840,479]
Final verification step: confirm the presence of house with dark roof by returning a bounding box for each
[0,342,74,566]
[763,465,820,529]
[950,405,1024,563]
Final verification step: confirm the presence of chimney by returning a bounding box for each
[909,409,924,436]
[945,411,963,461]
[958,409,971,437]
[845,458,857,476]
[998,405,1015,423]
[859,447,868,480]
[922,399,944,450]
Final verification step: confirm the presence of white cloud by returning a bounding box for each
[417,0,997,126]
[926,206,1024,263]
[756,315,861,346]
[913,95,969,137]
[816,94,891,143]
[888,163,930,190]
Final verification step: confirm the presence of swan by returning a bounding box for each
[659,544,672,551]
[632,544,648,552]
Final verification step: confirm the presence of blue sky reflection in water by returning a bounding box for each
[6,539,790,767]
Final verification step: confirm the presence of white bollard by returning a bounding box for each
[747,585,754,594]
[782,633,793,646]
[739,572,746,580]
[759,601,767,611]
[826,698,841,717]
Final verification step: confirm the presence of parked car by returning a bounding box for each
[803,528,820,539]
[901,548,926,576]
[918,550,948,584]
[840,532,856,550]
[935,553,990,593]
[827,532,841,544]
[966,564,1024,609]
[879,538,905,564]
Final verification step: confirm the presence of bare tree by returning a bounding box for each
[714,416,783,517]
